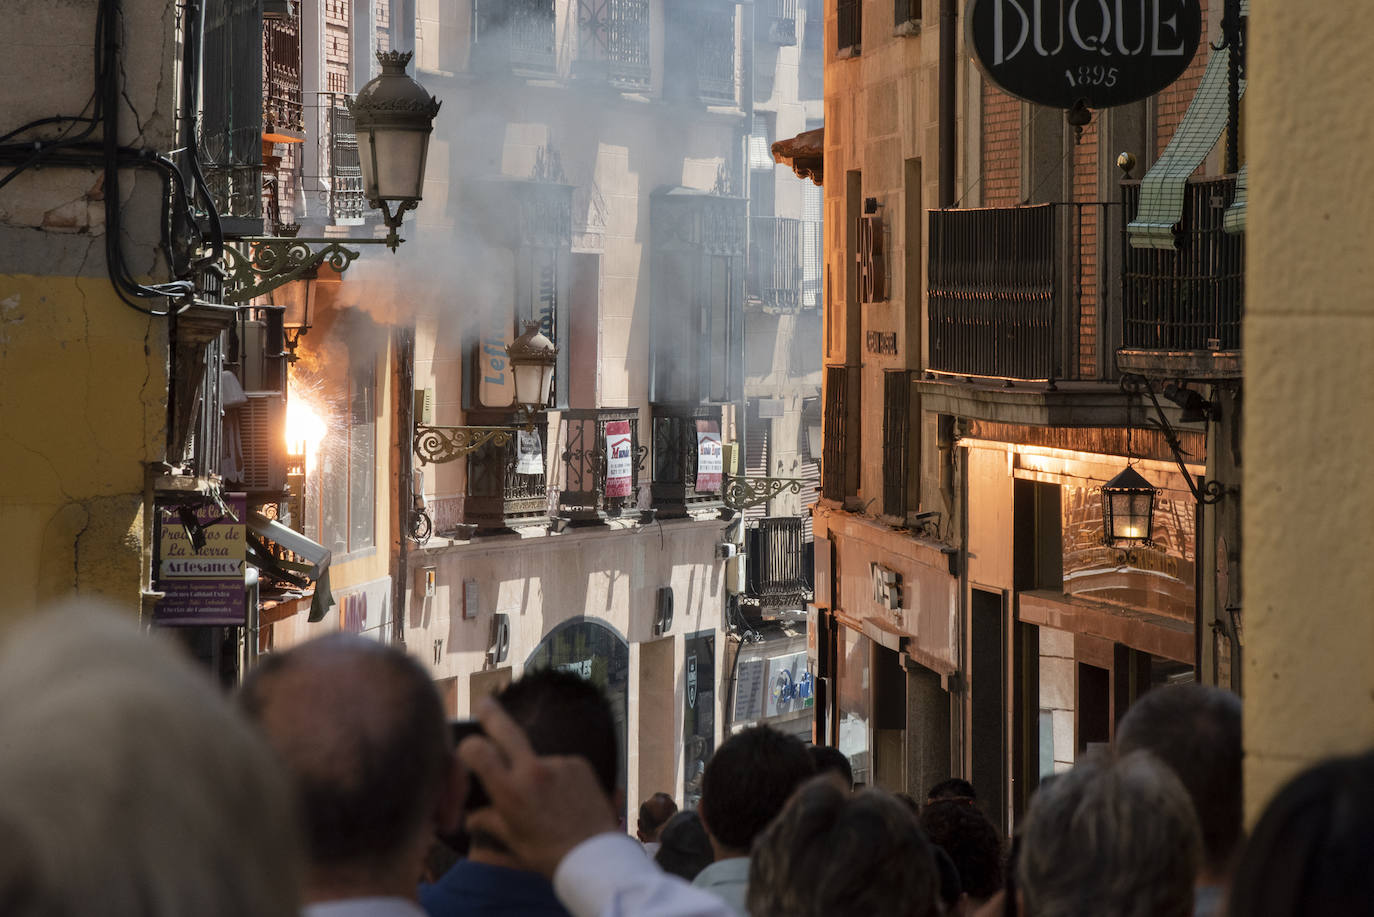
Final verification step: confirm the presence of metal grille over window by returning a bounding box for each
[472,0,557,75]
[837,0,861,54]
[202,0,265,234]
[328,100,365,225]
[1127,37,1247,250]
[576,0,651,90]
[822,366,849,502]
[766,0,798,45]
[665,1,737,105]
[882,371,913,518]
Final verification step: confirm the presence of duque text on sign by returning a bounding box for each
[967,0,1202,110]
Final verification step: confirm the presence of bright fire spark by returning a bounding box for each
[285,383,328,467]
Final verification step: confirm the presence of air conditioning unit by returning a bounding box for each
[487,612,510,666]
[235,392,288,493]
[716,541,738,560]
[653,586,674,637]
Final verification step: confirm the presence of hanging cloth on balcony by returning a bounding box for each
[1223,163,1248,234]
[1127,27,1247,251]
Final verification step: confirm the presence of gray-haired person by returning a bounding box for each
[0,604,302,917]
[1018,751,1202,917]
[1115,685,1243,917]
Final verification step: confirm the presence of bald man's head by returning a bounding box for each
[239,635,451,882]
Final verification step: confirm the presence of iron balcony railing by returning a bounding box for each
[748,217,821,312]
[325,99,365,225]
[558,408,645,523]
[651,403,724,517]
[464,411,549,531]
[927,203,1118,383]
[747,517,812,605]
[837,0,861,53]
[263,14,303,133]
[1121,176,1243,352]
[766,0,798,44]
[471,0,557,75]
[882,370,914,518]
[575,0,651,90]
[822,366,850,502]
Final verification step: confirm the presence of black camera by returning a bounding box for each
[450,719,491,811]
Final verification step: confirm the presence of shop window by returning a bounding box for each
[305,355,376,556]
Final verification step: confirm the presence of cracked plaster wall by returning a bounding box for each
[0,0,175,622]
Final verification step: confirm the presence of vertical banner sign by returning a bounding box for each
[154,493,248,626]
[695,420,723,492]
[516,430,544,475]
[683,631,716,809]
[478,250,517,407]
[605,420,633,497]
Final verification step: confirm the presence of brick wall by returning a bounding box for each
[981,83,1021,207]
[1156,0,1210,153]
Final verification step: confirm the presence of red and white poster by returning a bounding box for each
[605,420,633,498]
[696,420,722,492]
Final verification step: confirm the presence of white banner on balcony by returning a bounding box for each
[606,421,632,498]
[696,421,722,493]
[516,431,543,476]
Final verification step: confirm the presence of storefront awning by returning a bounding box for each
[1127,14,1247,251]
[1223,163,1247,234]
[246,513,335,623]
[771,127,823,186]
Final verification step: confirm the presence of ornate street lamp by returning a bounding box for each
[506,321,559,416]
[348,50,442,252]
[1101,465,1156,545]
[413,322,558,466]
[222,50,441,303]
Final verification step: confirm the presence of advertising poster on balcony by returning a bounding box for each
[477,250,517,408]
[696,420,723,492]
[153,493,247,627]
[605,420,633,498]
[516,430,544,476]
[765,651,815,718]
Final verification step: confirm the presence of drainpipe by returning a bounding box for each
[391,325,416,647]
[938,0,957,207]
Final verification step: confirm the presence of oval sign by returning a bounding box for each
[967,0,1203,110]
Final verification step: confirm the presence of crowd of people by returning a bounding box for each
[1,603,1371,917]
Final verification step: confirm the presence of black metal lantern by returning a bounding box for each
[1101,465,1157,545]
[506,321,558,414]
[346,51,442,251]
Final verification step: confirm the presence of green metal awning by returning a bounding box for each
[1128,11,1248,250]
[1223,163,1247,234]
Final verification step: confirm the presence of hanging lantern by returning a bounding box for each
[1101,465,1157,544]
[506,321,558,414]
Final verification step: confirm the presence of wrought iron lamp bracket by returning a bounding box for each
[722,474,806,511]
[221,237,394,305]
[1120,373,1229,506]
[414,424,514,465]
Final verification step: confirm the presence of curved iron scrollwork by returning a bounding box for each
[722,474,806,511]
[222,238,376,305]
[414,424,513,465]
[408,509,433,544]
[1120,373,1228,505]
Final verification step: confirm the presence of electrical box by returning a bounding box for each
[417,566,436,599]
[726,554,747,595]
[722,442,740,476]
[414,387,435,425]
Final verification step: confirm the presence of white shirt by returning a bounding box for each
[554,833,740,917]
[302,897,427,917]
[690,858,750,915]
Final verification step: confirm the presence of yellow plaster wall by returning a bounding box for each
[0,274,166,624]
[1243,0,1374,823]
